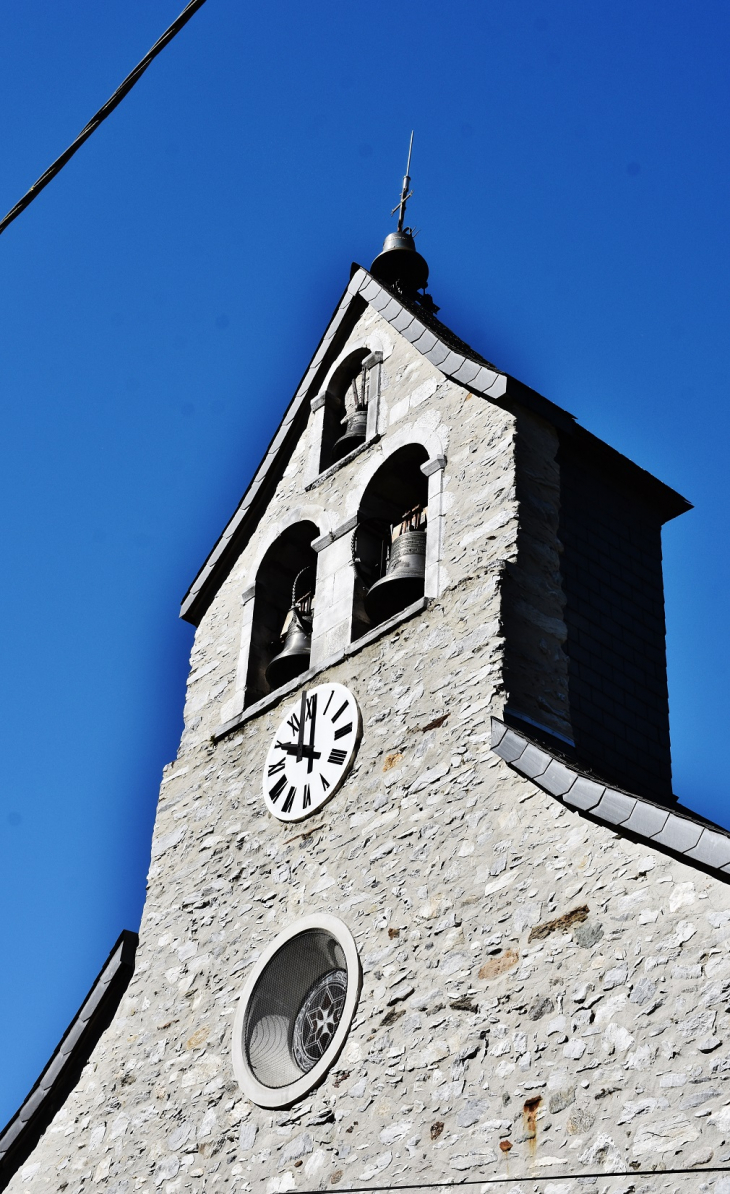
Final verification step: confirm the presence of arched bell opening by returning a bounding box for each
[245,521,319,707]
[319,350,371,472]
[351,444,429,638]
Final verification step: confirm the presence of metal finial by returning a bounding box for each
[391,131,414,232]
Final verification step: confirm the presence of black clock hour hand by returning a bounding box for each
[306,691,318,774]
[275,740,321,760]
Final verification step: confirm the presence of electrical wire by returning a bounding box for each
[3,7,727,1189]
[294,1165,730,1194]
[0,0,210,238]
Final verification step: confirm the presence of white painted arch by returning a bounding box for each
[340,418,448,522]
[243,504,336,585]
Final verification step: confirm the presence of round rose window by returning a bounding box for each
[232,915,361,1108]
[292,968,348,1071]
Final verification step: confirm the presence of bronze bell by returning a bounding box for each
[331,405,368,462]
[265,606,312,690]
[364,508,427,625]
[265,569,314,690]
[370,229,429,295]
[332,374,369,463]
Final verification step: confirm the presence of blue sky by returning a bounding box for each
[1,0,729,1124]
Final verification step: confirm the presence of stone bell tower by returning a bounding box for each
[7,178,730,1194]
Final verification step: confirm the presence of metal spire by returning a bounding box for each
[371,131,429,295]
[391,131,414,232]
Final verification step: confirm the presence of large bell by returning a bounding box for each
[331,406,368,463]
[364,525,427,625]
[265,605,312,690]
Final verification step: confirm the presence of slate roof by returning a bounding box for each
[491,717,730,878]
[382,286,498,371]
[0,931,137,1186]
[180,265,690,627]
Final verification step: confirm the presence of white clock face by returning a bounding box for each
[263,683,361,822]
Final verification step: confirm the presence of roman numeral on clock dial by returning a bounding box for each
[262,683,361,822]
[269,774,287,802]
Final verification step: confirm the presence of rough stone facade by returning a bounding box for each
[8,272,730,1194]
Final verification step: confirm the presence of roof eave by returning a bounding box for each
[179,282,367,626]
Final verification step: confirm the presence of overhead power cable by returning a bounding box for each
[0,0,210,238]
[293,1163,730,1194]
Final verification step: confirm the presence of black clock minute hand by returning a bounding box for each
[296,689,307,764]
[306,691,318,774]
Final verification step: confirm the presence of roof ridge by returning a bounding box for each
[353,267,501,371]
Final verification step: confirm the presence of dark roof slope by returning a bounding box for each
[0,931,137,1190]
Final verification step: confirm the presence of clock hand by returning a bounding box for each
[296,689,307,764]
[306,691,318,774]
[276,741,321,760]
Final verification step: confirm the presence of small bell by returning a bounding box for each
[364,507,427,625]
[331,374,368,463]
[370,229,429,294]
[331,406,368,462]
[265,568,314,690]
[265,606,312,690]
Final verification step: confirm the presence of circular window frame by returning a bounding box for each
[231,914,361,1109]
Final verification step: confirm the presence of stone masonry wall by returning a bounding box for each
[208,300,520,733]
[9,302,730,1194]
